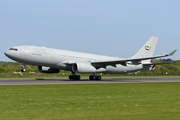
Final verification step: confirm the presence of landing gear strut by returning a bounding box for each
[69,72,81,80]
[21,63,26,72]
[89,73,101,80]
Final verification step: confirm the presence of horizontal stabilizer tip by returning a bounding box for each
[167,50,177,56]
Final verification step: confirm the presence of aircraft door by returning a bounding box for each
[24,47,29,56]
[50,50,55,58]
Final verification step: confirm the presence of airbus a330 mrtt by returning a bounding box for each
[4,36,177,80]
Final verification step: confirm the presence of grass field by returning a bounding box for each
[0,83,180,120]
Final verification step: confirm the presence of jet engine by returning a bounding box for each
[37,66,60,73]
[72,63,96,73]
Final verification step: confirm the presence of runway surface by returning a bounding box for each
[0,77,180,86]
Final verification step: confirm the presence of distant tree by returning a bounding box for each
[0,67,6,73]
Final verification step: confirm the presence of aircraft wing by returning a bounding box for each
[91,50,177,68]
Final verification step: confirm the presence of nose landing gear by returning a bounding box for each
[21,63,26,72]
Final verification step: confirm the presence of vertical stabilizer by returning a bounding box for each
[131,36,158,62]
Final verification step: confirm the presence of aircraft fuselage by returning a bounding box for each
[5,46,144,74]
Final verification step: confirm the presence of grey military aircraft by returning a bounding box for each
[4,36,176,80]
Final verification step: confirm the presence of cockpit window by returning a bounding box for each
[9,48,18,51]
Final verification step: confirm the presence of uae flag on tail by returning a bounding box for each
[145,46,150,50]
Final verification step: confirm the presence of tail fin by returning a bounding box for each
[131,36,158,62]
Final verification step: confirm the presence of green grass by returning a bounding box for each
[0,83,180,120]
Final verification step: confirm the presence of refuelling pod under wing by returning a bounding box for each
[72,63,96,73]
[38,66,60,73]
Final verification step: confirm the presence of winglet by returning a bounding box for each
[166,50,177,56]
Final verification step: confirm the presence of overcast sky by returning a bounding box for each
[0,0,179,61]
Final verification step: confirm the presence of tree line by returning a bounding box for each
[0,59,180,77]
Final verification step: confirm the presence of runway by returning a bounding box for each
[0,77,180,86]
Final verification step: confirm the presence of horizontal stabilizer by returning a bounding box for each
[143,62,173,67]
[167,50,177,56]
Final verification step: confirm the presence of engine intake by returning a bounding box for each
[38,66,60,73]
[72,63,96,73]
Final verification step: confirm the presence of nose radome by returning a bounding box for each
[4,50,12,58]
[4,51,9,57]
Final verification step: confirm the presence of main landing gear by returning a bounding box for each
[69,72,102,81]
[69,72,81,80]
[21,63,26,72]
[89,74,101,81]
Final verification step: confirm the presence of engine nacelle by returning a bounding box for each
[72,63,96,73]
[37,66,60,73]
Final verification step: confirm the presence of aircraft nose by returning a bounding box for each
[4,50,12,58]
[4,51,9,57]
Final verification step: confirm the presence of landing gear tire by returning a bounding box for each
[69,75,72,80]
[89,75,93,80]
[69,75,81,80]
[97,76,101,81]
[76,75,81,80]
[93,76,97,80]
[21,68,26,72]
